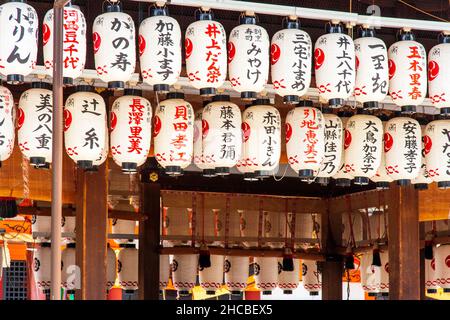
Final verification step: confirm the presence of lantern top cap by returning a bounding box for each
[358,26,376,38]
[120,243,136,248]
[103,1,122,13]
[212,94,231,102]
[124,88,143,97]
[196,9,214,21]
[283,16,300,29]
[397,29,415,41]
[298,100,313,107]
[76,85,94,93]
[7,0,27,3]
[438,32,450,44]
[326,22,344,34]
[66,242,76,249]
[41,242,51,248]
[239,12,257,25]
[150,5,168,17]
[31,82,52,90]
[166,92,185,100]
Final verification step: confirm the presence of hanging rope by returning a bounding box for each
[397,0,448,22]
[363,192,372,243]
[257,199,264,248]
[191,193,197,248]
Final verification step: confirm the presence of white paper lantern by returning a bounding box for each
[224,256,248,294]
[61,243,77,291]
[428,35,450,115]
[425,253,438,294]
[302,260,321,295]
[18,83,53,167]
[139,6,181,92]
[106,245,117,292]
[241,99,281,178]
[435,244,450,292]
[0,86,15,164]
[412,124,433,189]
[202,96,242,175]
[254,257,278,295]
[31,215,51,239]
[111,218,136,244]
[354,29,389,109]
[344,114,383,185]
[64,86,107,170]
[193,107,216,177]
[271,18,312,103]
[317,113,343,184]
[61,216,76,235]
[277,258,300,294]
[159,254,171,292]
[332,115,354,187]
[117,244,138,291]
[93,123,109,170]
[172,254,198,295]
[388,31,427,114]
[228,14,269,100]
[384,117,421,184]
[369,119,393,189]
[185,10,227,96]
[424,119,450,189]
[314,23,355,107]
[33,243,51,294]
[0,1,38,84]
[379,250,389,294]
[199,254,224,294]
[236,105,259,181]
[110,90,151,173]
[93,2,136,89]
[153,92,194,176]
[43,4,87,85]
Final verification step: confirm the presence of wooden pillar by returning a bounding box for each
[387,184,420,300]
[75,163,109,300]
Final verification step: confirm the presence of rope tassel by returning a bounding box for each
[198,243,211,269]
[424,233,434,260]
[372,242,382,267]
[344,244,355,270]
[282,247,294,271]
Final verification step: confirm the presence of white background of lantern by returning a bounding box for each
[428,42,450,109]
[32,215,51,237]
[111,218,136,244]
[370,121,394,185]
[199,254,224,292]
[435,244,450,291]
[424,120,450,185]
[332,117,354,182]
[171,254,198,293]
[61,245,77,290]
[302,259,321,294]
[277,258,300,292]
[193,108,213,171]
[0,86,14,162]
[254,257,278,293]
[412,125,433,186]
[118,246,138,290]
[318,113,343,178]
[61,216,76,235]
[425,252,438,293]
[159,254,171,291]
[33,245,51,293]
[106,246,117,291]
[224,255,248,292]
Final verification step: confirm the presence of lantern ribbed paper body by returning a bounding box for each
[302,260,321,295]
[110,93,151,173]
[199,254,224,294]
[318,113,343,179]
[0,1,38,84]
[332,116,353,186]
[224,256,248,294]
[61,216,76,235]
[33,243,51,293]
[43,5,87,85]
[424,119,450,189]
[354,31,388,109]
[344,115,383,185]
[425,252,438,294]
[314,24,355,107]
[384,117,421,184]
[111,218,136,244]
[193,108,214,175]
[139,7,181,92]
[388,33,427,114]
[93,4,136,89]
[18,84,53,167]
[359,251,377,293]
[412,125,433,189]
[172,254,198,294]
[64,87,107,170]
[93,127,109,169]
[277,258,300,294]
[0,86,15,163]
[185,12,227,96]
[379,251,389,294]
[271,20,312,103]
[31,215,51,236]
[106,246,117,291]
[254,257,278,295]
[228,15,269,100]
[241,100,281,178]
[202,97,242,174]
[435,244,450,292]
[159,254,171,292]
[428,37,450,114]
[118,245,138,290]
[153,93,194,176]
[61,244,77,290]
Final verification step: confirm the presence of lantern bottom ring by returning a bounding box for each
[178,290,190,296]
[66,290,76,295]
[243,173,259,181]
[413,183,428,190]
[316,177,329,186]
[205,290,216,295]
[353,176,369,186]
[108,81,125,90]
[283,290,293,294]
[84,165,99,173]
[400,105,416,115]
[124,289,137,294]
[427,289,438,294]
[438,181,450,189]
[283,95,299,104]
[241,91,257,101]
[397,179,411,186]
[376,182,390,190]
[215,167,230,176]
[153,84,170,93]
[335,178,352,187]
[440,107,450,116]
[202,169,217,178]
[328,98,344,108]
[299,169,314,179]
[77,160,93,170]
[309,291,319,296]
[444,289,450,293]
[63,77,74,86]
[122,162,138,173]
[254,170,271,179]
[199,87,216,97]
[363,101,380,110]
[262,290,272,295]
[230,290,242,295]
[30,156,47,167]
[6,74,24,85]
[165,165,183,176]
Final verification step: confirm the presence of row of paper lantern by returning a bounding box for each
[425,244,450,294]
[1,1,450,115]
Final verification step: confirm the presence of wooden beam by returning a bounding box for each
[418,183,450,221]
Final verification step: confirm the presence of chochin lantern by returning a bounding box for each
[199,254,224,295]
[33,242,51,297]
[111,218,136,244]
[354,27,388,110]
[106,245,117,293]
[271,17,312,104]
[388,29,427,114]
[64,85,107,170]
[202,95,242,175]
[384,117,421,185]
[18,82,53,168]
[0,0,38,84]
[185,9,227,96]
[425,250,438,294]
[110,89,151,173]
[154,92,194,176]
[428,33,450,116]
[193,106,216,177]
[159,254,171,294]
[412,123,433,190]
[117,243,138,292]
[424,119,450,189]
[224,256,248,295]
[0,86,15,165]
[241,98,281,179]
[344,113,383,185]
[435,244,450,293]
[254,257,278,295]
[332,113,354,187]
[314,22,355,107]
[277,258,300,294]
[139,5,181,93]
[93,1,136,89]
[370,117,392,189]
[228,13,269,100]
[172,254,198,296]
[61,243,77,293]
[43,3,87,86]
[302,260,321,296]
[236,105,259,181]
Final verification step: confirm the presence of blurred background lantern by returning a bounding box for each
[117,243,138,293]
[0,86,15,166]
[172,253,198,297]
[224,255,248,295]
[254,256,278,295]
[199,254,224,295]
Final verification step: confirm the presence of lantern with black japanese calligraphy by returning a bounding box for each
[354,27,389,110]
[91,124,109,171]
[0,86,15,165]
[0,0,38,84]
[199,254,224,295]
[241,98,281,179]
[159,254,171,293]
[278,258,300,294]
[139,5,182,92]
[384,117,421,185]
[110,89,151,173]
[412,123,433,190]
[254,257,278,295]
[302,260,321,296]
[64,85,107,170]
[435,244,450,292]
[344,114,383,185]
[106,244,117,292]
[424,119,450,189]
[33,242,51,297]
[93,1,136,89]
[271,17,312,104]
[172,254,198,296]
[224,256,248,295]
[18,83,53,168]
[193,105,216,177]
[332,113,354,187]
[228,13,269,100]
[117,243,138,292]
[425,252,438,294]
[61,243,77,293]
[154,92,194,176]
[43,3,87,85]
[185,9,227,96]
[285,101,324,180]
[369,117,392,189]
[314,22,355,107]
[203,95,242,175]
[388,30,427,114]
[428,33,450,115]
